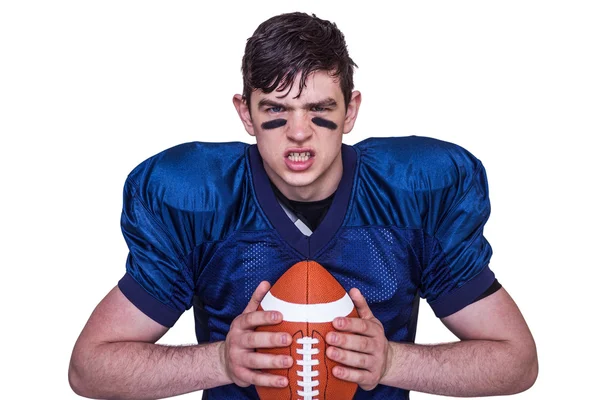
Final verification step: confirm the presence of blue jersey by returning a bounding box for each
[118,136,494,399]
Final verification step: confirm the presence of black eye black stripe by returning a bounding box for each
[261,119,287,130]
[311,117,337,130]
[261,118,338,130]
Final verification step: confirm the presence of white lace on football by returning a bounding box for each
[296,336,320,400]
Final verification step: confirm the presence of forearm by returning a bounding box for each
[69,340,230,400]
[381,339,537,396]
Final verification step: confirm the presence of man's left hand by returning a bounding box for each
[325,288,393,391]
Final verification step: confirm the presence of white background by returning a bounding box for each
[1,1,598,399]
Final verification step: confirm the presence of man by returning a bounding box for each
[69,12,537,399]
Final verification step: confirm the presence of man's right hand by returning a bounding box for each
[220,281,293,388]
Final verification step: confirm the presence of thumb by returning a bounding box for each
[243,280,271,314]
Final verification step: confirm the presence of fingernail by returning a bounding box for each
[335,318,344,328]
[330,348,338,358]
[330,333,338,344]
[281,334,288,344]
[278,378,287,387]
[271,312,279,321]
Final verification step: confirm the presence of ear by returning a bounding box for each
[342,90,362,134]
[233,94,255,136]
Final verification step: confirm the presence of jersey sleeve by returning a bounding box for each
[118,177,194,328]
[420,152,495,318]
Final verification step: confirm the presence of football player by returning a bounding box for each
[69,12,538,399]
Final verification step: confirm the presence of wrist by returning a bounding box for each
[215,341,232,386]
[380,341,404,386]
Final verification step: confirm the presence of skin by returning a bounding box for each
[69,71,538,399]
[325,288,538,395]
[69,287,232,399]
[233,70,361,202]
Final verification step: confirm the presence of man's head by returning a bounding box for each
[241,12,357,109]
[233,12,361,202]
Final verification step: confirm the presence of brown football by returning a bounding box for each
[256,260,359,400]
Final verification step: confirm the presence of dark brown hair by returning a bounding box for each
[242,12,357,109]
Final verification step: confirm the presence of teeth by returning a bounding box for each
[288,152,311,162]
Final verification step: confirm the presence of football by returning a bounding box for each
[256,260,359,400]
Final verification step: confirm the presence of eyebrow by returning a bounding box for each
[306,98,338,109]
[257,99,286,109]
[257,97,338,110]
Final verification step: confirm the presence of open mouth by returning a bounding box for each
[287,151,313,162]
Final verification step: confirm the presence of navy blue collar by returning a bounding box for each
[249,144,357,258]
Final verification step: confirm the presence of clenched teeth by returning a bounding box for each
[288,152,311,162]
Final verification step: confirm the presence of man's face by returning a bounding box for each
[234,70,361,201]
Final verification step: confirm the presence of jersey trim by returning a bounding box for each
[249,144,357,258]
[277,199,314,236]
[118,272,182,328]
[429,265,495,318]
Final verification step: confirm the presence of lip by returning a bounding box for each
[284,148,315,172]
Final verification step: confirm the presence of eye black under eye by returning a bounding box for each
[262,119,287,130]
[311,117,337,130]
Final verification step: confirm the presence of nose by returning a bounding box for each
[286,112,313,143]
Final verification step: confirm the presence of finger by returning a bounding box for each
[243,281,272,314]
[349,288,374,319]
[326,346,374,370]
[234,331,292,349]
[326,331,374,354]
[333,315,377,336]
[242,351,294,370]
[233,366,289,388]
[237,310,284,330]
[332,365,377,390]
[245,370,289,388]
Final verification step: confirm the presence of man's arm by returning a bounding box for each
[382,287,538,395]
[326,287,538,396]
[68,286,230,399]
[69,282,294,399]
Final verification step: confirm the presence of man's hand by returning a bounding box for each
[220,281,294,388]
[325,288,392,391]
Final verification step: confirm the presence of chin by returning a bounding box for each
[282,175,317,189]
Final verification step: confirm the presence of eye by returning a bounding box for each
[311,105,330,112]
[267,106,284,113]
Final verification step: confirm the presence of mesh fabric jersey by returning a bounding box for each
[118,136,495,399]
